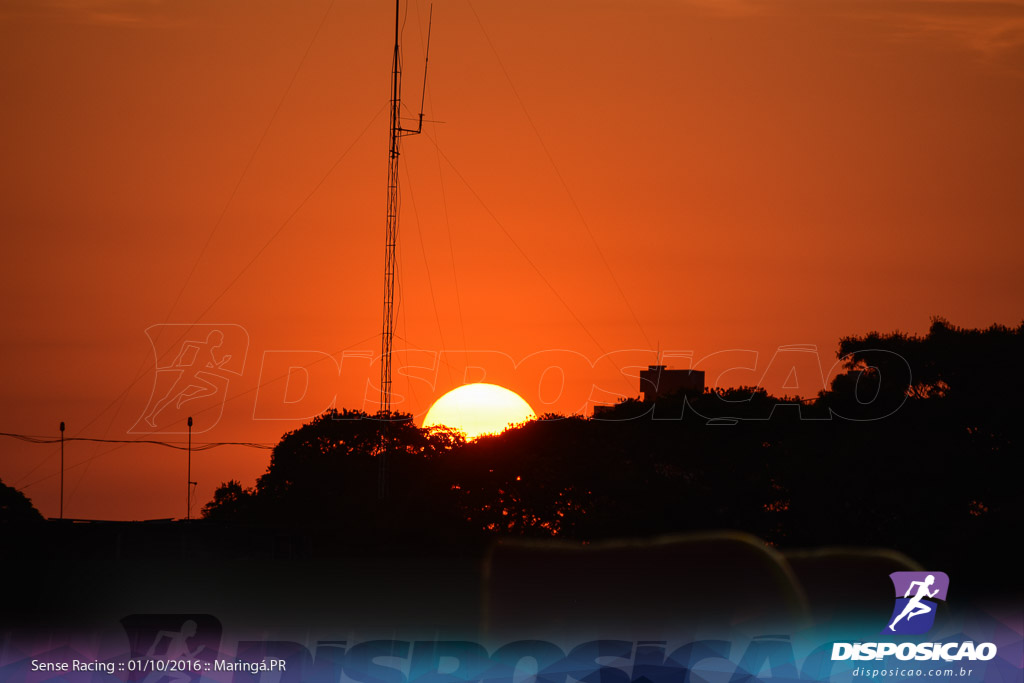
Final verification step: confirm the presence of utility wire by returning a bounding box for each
[426,134,623,380]
[10,332,380,492]
[465,0,653,351]
[415,3,471,371]
[1,432,273,451]
[85,0,343,445]
[71,103,387,441]
[162,0,340,331]
[402,153,455,386]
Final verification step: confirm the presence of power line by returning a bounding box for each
[18,443,130,492]
[77,0,345,445]
[416,1,470,372]
[68,103,387,444]
[465,0,653,350]
[401,154,455,387]
[426,135,629,388]
[9,332,380,494]
[161,0,340,330]
[0,432,273,451]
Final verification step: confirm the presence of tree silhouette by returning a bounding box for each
[204,410,469,547]
[836,317,1023,404]
[200,479,252,521]
[200,320,1020,583]
[0,478,44,524]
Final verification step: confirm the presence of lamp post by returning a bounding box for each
[187,416,192,521]
[59,421,65,520]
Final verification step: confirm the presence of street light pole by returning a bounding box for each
[59,421,65,520]
[187,416,192,521]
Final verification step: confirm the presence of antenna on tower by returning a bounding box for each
[380,0,432,500]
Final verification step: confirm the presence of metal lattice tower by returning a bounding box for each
[380,0,431,499]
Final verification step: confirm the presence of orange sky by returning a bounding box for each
[1,0,1022,520]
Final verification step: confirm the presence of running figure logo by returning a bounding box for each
[883,571,950,635]
[131,324,249,434]
[121,613,222,683]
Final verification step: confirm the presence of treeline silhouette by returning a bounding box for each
[197,319,1020,581]
[0,478,44,524]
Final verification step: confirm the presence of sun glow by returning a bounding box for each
[423,383,536,440]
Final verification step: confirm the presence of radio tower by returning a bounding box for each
[380,0,431,498]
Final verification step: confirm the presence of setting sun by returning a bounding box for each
[423,384,536,440]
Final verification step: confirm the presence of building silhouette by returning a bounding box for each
[593,364,705,415]
[639,365,705,402]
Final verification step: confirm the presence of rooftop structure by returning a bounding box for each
[639,365,705,402]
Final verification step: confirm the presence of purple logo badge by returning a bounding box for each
[883,571,949,635]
